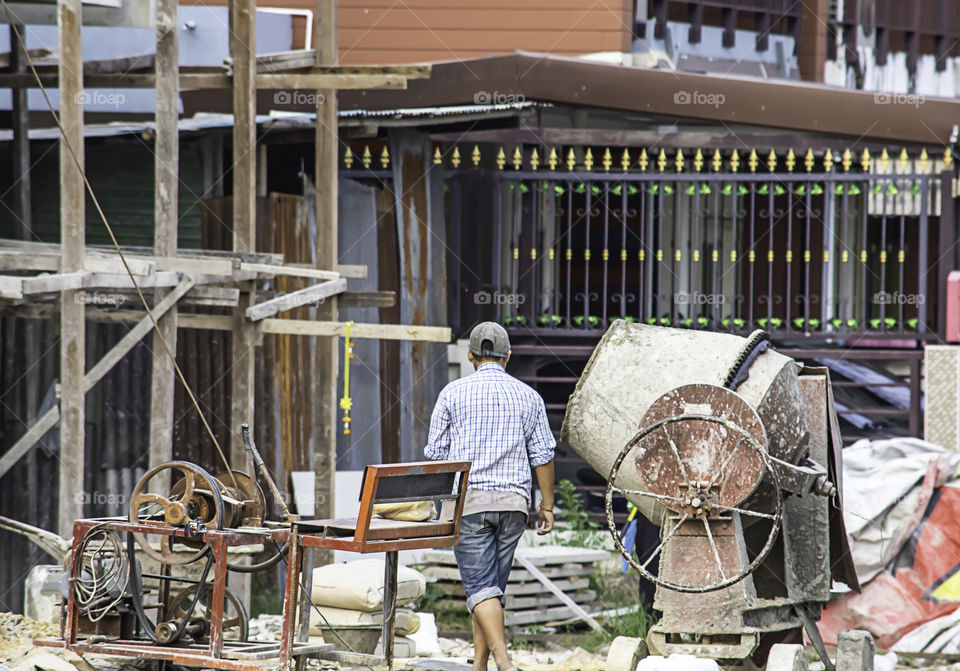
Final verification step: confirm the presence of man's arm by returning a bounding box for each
[527,394,556,534]
[424,391,451,460]
[533,460,555,535]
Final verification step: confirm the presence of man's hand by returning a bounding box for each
[537,508,554,535]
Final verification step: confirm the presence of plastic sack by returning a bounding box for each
[372,501,436,522]
[311,559,426,611]
[309,606,420,635]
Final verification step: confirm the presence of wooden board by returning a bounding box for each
[431,577,590,597]
[420,546,610,567]
[421,564,593,583]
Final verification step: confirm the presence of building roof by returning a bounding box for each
[182,51,960,146]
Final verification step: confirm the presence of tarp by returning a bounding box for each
[818,439,960,649]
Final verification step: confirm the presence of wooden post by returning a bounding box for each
[57,0,86,537]
[10,24,30,242]
[315,0,338,553]
[229,0,257,472]
[148,0,179,475]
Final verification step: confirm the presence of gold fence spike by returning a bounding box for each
[675,148,685,172]
[639,149,649,172]
[946,148,954,169]
[823,250,830,263]
[898,249,905,263]
[381,146,390,168]
[730,149,740,173]
[548,249,555,260]
[712,149,722,172]
[657,148,667,172]
[548,147,558,170]
[433,146,443,165]
[730,250,737,263]
[861,148,871,172]
[880,148,890,171]
[842,250,848,262]
[530,148,540,170]
[585,249,591,261]
[639,249,646,262]
[767,250,774,262]
[603,249,609,261]
[898,147,909,172]
[860,250,867,263]
[786,148,795,172]
[748,149,758,172]
[567,148,576,171]
[675,249,681,262]
[824,149,834,172]
[712,249,718,262]
[602,148,612,171]
[693,249,700,262]
[748,250,755,262]
[566,248,573,261]
[767,148,777,172]
[621,249,627,261]
[471,145,481,167]
[496,147,506,170]
[694,148,703,172]
[512,147,522,170]
[842,148,852,172]
[621,148,631,171]
[361,146,372,168]
[584,148,594,171]
[343,147,354,168]
[919,148,929,173]
[451,146,461,168]
[531,248,537,260]
[804,148,815,172]
[786,250,793,262]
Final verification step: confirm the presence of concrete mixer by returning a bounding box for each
[561,321,863,670]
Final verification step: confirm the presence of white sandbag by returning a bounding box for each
[310,559,426,611]
[637,655,719,671]
[407,612,442,657]
[309,606,420,635]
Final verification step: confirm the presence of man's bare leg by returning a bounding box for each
[472,598,515,671]
[471,609,490,671]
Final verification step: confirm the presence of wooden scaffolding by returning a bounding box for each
[0,0,446,551]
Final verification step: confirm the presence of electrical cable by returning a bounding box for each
[74,525,129,622]
[269,537,376,671]
[0,5,239,491]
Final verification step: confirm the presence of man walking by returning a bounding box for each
[425,321,556,671]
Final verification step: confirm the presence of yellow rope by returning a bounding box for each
[339,321,354,434]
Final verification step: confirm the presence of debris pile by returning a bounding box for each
[0,613,58,666]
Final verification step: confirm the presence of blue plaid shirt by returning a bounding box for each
[425,363,556,505]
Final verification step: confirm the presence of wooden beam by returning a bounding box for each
[335,264,367,279]
[255,73,407,90]
[149,0,180,479]
[314,0,338,562]
[83,271,179,288]
[0,407,60,480]
[10,25,32,243]
[244,278,346,321]
[84,279,194,391]
[0,278,194,480]
[229,0,258,473]
[239,261,339,280]
[0,46,52,68]
[0,276,24,299]
[58,0,86,537]
[21,271,85,293]
[174,313,450,342]
[339,290,395,309]
[82,51,153,74]
[260,319,450,342]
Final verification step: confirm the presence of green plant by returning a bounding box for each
[556,479,599,543]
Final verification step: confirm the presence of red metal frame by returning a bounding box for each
[38,460,471,671]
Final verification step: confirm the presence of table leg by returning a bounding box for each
[296,546,314,671]
[382,550,398,670]
[280,524,301,670]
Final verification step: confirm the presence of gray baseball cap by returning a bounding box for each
[469,321,510,358]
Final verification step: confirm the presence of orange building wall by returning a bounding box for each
[205,0,634,64]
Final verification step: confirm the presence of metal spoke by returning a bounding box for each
[612,486,686,507]
[705,436,748,492]
[710,502,776,520]
[642,514,688,571]
[662,424,691,483]
[702,517,727,581]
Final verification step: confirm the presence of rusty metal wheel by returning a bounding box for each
[129,461,225,565]
[605,386,782,593]
[168,583,249,642]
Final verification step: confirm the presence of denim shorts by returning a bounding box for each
[453,510,527,612]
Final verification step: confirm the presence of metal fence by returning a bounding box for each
[441,145,951,341]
